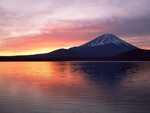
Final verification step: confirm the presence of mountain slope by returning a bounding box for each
[0,49,84,61]
[70,34,139,57]
[40,49,84,58]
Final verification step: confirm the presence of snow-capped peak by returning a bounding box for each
[81,34,134,47]
[70,34,139,57]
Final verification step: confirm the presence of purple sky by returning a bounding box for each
[0,0,150,55]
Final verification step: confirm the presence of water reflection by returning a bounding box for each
[54,62,148,86]
[0,62,150,113]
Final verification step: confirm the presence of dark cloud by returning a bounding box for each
[107,15,150,37]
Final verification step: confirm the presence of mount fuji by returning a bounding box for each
[70,34,139,57]
[0,34,142,61]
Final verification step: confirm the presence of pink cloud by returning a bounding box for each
[0,0,150,55]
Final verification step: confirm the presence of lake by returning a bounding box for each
[0,61,150,113]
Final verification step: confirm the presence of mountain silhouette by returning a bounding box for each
[70,34,139,57]
[1,34,150,61]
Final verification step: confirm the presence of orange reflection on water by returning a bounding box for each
[0,61,150,112]
[0,62,95,98]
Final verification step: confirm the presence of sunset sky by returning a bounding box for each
[0,0,150,56]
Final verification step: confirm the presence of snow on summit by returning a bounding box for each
[70,34,139,57]
[81,34,135,48]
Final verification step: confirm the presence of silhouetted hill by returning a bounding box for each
[113,49,150,61]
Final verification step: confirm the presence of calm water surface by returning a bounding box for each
[0,61,150,113]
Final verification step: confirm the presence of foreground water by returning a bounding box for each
[0,61,150,113]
